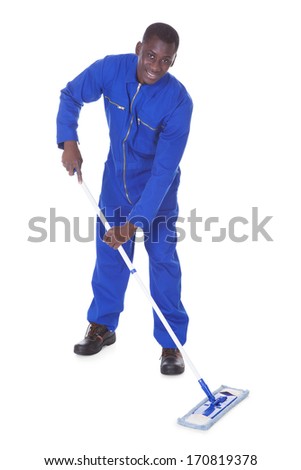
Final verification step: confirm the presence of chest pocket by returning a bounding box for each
[132,115,164,158]
[104,95,127,131]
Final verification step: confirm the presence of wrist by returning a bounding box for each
[64,140,78,149]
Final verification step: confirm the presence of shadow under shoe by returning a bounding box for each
[74,322,116,356]
[160,348,185,375]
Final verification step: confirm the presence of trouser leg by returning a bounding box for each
[87,208,134,330]
[144,215,189,348]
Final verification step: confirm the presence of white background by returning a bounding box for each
[1,0,300,468]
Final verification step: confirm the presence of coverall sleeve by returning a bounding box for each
[127,95,193,228]
[56,60,105,148]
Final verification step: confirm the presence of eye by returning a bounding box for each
[162,58,172,65]
[147,52,155,60]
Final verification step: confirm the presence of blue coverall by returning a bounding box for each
[57,54,193,347]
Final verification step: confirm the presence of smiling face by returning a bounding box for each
[135,35,177,85]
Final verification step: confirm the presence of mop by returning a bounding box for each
[78,179,249,430]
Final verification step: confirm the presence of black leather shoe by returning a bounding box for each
[160,348,185,375]
[74,322,116,356]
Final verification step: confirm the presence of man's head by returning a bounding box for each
[135,23,179,85]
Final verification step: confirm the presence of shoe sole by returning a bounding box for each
[161,366,185,375]
[74,332,116,356]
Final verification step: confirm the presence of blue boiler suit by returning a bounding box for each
[57,54,193,348]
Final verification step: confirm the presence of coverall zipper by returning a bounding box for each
[104,96,125,110]
[122,83,141,204]
[137,118,160,131]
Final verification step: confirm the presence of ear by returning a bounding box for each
[135,41,142,56]
[170,53,177,67]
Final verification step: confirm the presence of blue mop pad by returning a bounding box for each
[178,385,249,430]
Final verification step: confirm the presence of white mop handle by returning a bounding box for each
[80,180,202,382]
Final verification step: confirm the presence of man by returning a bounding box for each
[57,22,193,375]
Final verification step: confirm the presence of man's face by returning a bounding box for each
[135,35,177,85]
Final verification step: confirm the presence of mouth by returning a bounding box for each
[145,69,161,81]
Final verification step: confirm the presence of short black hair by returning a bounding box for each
[143,23,180,51]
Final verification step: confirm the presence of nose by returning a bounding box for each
[150,59,162,73]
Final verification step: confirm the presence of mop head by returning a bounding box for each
[177,385,249,430]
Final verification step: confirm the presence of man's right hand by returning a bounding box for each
[61,141,83,183]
